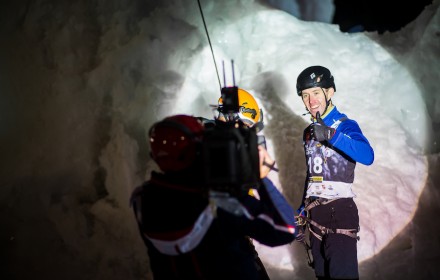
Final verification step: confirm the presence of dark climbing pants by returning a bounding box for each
[309,198,359,279]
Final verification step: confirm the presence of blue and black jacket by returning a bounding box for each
[299,105,374,203]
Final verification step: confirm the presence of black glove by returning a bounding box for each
[310,112,335,142]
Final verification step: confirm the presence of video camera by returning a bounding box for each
[202,71,261,197]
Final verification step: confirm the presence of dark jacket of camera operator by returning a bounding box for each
[131,115,298,280]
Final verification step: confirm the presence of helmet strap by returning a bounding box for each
[321,88,332,117]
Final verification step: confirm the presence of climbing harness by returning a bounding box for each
[296,197,360,242]
[295,197,359,269]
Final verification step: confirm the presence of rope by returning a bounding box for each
[196,0,222,91]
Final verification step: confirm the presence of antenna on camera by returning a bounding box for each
[220,60,239,114]
[221,59,237,87]
[231,59,236,86]
[222,60,226,87]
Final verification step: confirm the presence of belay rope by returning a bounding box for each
[196,0,222,92]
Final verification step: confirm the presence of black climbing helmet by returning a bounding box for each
[296,66,336,96]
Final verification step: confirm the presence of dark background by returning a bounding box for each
[333,0,433,33]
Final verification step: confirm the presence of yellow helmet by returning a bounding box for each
[217,88,261,126]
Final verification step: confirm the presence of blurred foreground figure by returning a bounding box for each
[199,88,275,278]
[198,88,269,167]
[131,115,298,279]
[295,66,374,280]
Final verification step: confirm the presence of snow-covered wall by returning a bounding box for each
[1,1,439,279]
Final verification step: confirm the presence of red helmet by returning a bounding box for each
[149,115,204,172]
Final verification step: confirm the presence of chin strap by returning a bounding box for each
[315,88,332,120]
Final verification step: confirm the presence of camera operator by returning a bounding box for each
[130,114,299,279]
[198,87,277,278]
[199,87,264,130]
[198,88,273,187]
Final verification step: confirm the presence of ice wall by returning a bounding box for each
[1,1,439,279]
